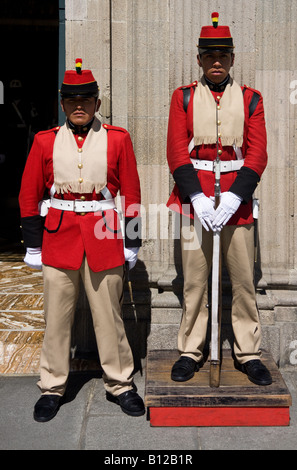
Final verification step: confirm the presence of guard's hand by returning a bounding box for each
[212,191,242,231]
[24,247,42,270]
[124,246,139,270]
[190,192,215,231]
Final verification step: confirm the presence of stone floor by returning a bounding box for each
[0,248,44,374]
[0,247,102,375]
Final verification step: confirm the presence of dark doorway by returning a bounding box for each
[0,1,60,251]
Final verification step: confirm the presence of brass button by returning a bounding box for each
[78,136,84,142]
[217,105,221,110]
[216,96,221,101]
[78,163,83,169]
[80,195,86,201]
[217,120,221,126]
[218,149,223,155]
[78,177,83,183]
[80,212,86,216]
[78,148,83,153]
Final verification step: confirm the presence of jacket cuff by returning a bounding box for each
[124,217,142,248]
[21,215,44,248]
[173,164,202,201]
[229,167,260,203]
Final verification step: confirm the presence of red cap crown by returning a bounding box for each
[198,13,234,50]
[60,59,99,97]
[62,70,97,85]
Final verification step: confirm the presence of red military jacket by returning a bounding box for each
[19,123,141,272]
[167,80,268,225]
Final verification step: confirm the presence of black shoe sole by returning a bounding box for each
[171,372,195,382]
[247,377,272,386]
[33,408,59,423]
[106,392,145,417]
[244,372,272,386]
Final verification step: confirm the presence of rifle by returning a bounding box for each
[125,262,137,322]
[209,97,222,388]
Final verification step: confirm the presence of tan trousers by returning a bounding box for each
[179,217,261,365]
[38,259,134,397]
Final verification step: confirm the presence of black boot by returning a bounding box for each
[171,356,201,382]
[106,389,145,416]
[33,395,61,422]
[236,359,272,386]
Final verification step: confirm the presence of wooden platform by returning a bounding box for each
[145,349,292,427]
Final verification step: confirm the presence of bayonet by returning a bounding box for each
[209,97,223,388]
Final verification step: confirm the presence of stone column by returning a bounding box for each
[65,0,112,358]
[253,0,297,366]
[65,0,111,124]
[110,0,171,281]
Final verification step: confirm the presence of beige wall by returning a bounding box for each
[66,0,297,367]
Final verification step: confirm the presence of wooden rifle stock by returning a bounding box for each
[125,262,137,322]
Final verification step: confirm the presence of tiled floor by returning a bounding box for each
[0,250,44,374]
[0,249,101,375]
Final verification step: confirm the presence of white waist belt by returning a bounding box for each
[50,198,116,212]
[190,158,244,173]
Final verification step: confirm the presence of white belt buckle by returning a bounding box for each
[73,200,80,212]
[73,200,88,212]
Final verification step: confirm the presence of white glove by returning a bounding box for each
[190,192,215,231]
[24,247,42,270]
[212,191,242,231]
[124,246,139,270]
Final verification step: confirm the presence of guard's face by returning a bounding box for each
[197,51,234,84]
[61,96,100,127]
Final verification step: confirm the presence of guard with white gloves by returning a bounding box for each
[212,191,242,231]
[19,59,145,422]
[167,13,272,386]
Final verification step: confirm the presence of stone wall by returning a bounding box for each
[66,0,297,369]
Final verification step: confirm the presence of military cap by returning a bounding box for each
[198,12,234,53]
[60,58,99,98]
